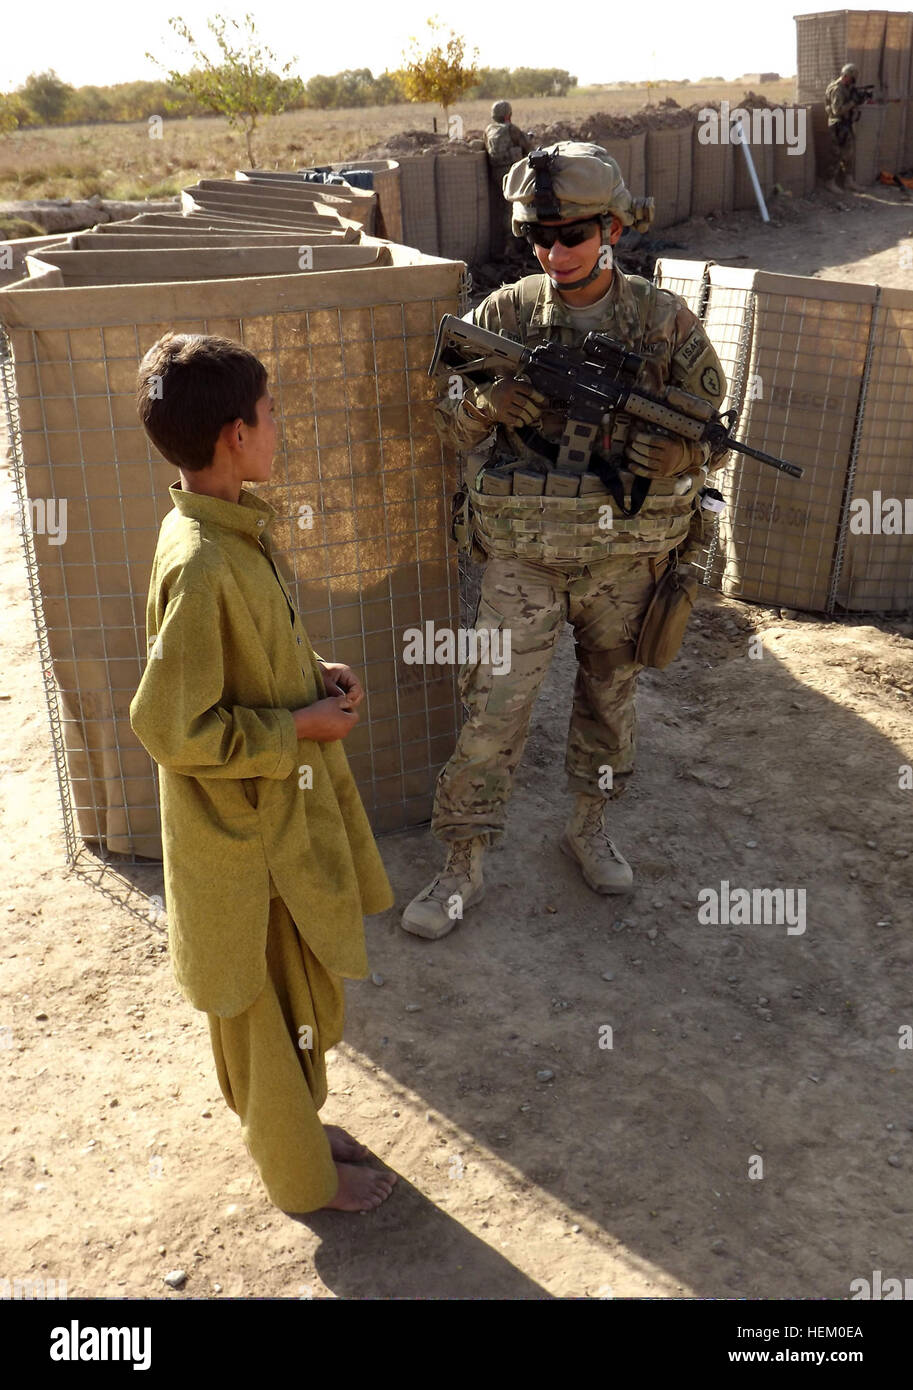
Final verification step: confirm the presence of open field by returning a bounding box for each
[0,83,796,203]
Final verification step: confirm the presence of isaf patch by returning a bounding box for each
[701,365,722,397]
[673,329,707,371]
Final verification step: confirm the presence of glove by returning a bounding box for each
[624,428,697,478]
[466,377,546,429]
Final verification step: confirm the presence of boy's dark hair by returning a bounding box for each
[136,332,268,471]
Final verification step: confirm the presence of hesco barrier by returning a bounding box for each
[655,257,913,615]
[772,109,818,197]
[604,132,646,200]
[835,286,913,611]
[733,130,774,210]
[0,231,465,864]
[796,10,891,104]
[645,124,693,229]
[393,151,490,266]
[236,164,404,243]
[691,132,734,218]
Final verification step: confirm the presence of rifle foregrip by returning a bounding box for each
[625,394,705,440]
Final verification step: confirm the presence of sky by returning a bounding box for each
[4,1,913,92]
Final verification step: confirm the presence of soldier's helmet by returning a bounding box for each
[503,141,655,237]
[840,63,858,78]
[491,100,512,122]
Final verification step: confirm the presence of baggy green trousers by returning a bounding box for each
[207,883,346,1212]
[431,550,668,846]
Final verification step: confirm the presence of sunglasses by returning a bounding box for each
[523,218,603,249]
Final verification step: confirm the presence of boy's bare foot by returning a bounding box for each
[324,1162,398,1212]
[323,1124,370,1162]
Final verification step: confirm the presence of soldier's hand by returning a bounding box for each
[470,377,547,428]
[624,429,693,477]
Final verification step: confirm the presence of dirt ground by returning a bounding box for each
[2,193,913,1301]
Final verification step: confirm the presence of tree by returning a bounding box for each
[147,13,303,164]
[21,70,73,125]
[396,18,478,126]
[0,91,33,135]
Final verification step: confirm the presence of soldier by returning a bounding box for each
[401,142,729,940]
[823,63,866,193]
[485,100,535,258]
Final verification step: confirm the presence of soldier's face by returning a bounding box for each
[531,216,622,288]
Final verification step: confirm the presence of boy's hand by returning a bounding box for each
[319,661,364,708]
[293,696,359,742]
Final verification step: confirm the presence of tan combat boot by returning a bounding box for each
[844,176,862,192]
[560,794,633,894]
[824,179,842,194]
[400,837,486,939]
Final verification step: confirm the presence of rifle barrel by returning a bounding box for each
[728,438,804,479]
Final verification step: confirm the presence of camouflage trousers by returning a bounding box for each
[824,123,856,179]
[431,549,671,846]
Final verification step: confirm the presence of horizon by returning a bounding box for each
[3,0,881,94]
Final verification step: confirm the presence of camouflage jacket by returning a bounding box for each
[485,120,534,167]
[434,267,728,471]
[825,78,857,126]
[432,268,730,563]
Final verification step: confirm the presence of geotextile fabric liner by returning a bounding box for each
[690,133,734,217]
[854,103,885,183]
[603,132,646,199]
[875,101,906,171]
[198,175,377,227]
[772,109,817,196]
[237,165,405,245]
[23,244,389,287]
[835,286,913,610]
[732,134,773,210]
[645,125,693,229]
[434,153,489,265]
[702,266,877,612]
[0,248,464,858]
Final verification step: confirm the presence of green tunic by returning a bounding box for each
[129,482,394,1018]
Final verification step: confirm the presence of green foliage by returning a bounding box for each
[0,91,34,135]
[21,70,73,124]
[470,67,578,99]
[147,12,304,163]
[396,19,479,117]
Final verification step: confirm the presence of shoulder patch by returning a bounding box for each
[701,365,722,397]
[674,329,708,371]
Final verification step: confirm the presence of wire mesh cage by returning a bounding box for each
[0,245,465,868]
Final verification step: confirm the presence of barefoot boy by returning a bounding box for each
[129,332,397,1214]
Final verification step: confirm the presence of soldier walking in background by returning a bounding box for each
[401,143,729,940]
[485,100,535,258]
[823,62,868,192]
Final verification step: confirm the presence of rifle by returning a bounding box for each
[429,314,804,488]
[850,83,875,105]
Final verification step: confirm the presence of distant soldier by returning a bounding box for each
[485,101,535,257]
[823,62,869,193]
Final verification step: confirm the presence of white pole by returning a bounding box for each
[732,112,770,223]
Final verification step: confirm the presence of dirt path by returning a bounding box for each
[2,195,913,1299]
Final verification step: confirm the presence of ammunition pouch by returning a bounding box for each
[468,464,703,565]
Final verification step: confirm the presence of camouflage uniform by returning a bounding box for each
[824,73,859,182]
[430,265,728,847]
[485,113,535,257]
